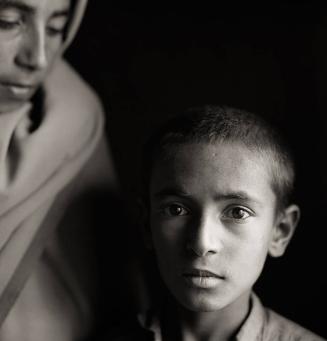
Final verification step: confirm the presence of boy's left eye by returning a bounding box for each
[163,203,189,217]
[223,207,252,220]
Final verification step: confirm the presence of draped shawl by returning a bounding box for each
[0,0,106,329]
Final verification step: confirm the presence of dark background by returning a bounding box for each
[66,3,327,338]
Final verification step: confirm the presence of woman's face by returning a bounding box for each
[0,0,71,113]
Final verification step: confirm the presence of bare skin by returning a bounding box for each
[148,141,299,341]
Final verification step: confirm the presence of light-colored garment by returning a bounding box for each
[0,0,117,340]
[138,293,326,341]
[236,294,325,341]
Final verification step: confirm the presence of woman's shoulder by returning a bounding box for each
[44,58,104,124]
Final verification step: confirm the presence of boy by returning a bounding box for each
[133,105,325,340]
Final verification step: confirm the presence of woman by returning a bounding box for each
[0,0,117,340]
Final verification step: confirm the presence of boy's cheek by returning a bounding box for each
[227,236,270,279]
[152,228,180,252]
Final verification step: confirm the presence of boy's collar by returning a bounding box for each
[138,292,265,341]
[235,293,265,340]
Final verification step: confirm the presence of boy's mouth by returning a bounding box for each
[183,269,222,278]
[182,268,224,289]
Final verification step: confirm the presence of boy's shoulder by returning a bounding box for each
[100,293,326,341]
[243,293,326,341]
[262,306,325,341]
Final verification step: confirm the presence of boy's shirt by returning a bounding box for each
[134,293,326,341]
[235,294,325,340]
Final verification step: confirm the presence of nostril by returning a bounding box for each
[15,52,47,72]
[186,243,216,258]
[15,59,38,72]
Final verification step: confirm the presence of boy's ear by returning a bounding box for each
[268,204,300,258]
[137,198,153,250]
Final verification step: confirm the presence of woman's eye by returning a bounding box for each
[224,207,252,220]
[0,11,21,30]
[47,17,67,37]
[0,20,18,30]
[163,204,189,217]
[46,26,64,37]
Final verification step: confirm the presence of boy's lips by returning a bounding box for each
[182,268,225,289]
[183,268,223,278]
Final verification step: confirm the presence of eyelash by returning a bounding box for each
[0,19,20,30]
[46,26,65,37]
[161,203,190,217]
[159,203,254,222]
[222,206,254,221]
[0,15,65,38]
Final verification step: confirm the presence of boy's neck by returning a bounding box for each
[162,291,251,341]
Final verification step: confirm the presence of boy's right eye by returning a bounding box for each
[163,203,189,217]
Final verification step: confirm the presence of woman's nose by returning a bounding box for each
[186,213,223,257]
[16,25,48,71]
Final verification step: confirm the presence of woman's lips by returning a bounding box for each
[182,269,224,289]
[1,82,36,95]
[1,82,37,99]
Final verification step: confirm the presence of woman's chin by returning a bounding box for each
[0,100,29,114]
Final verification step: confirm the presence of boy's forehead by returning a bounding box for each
[150,141,275,204]
[157,141,264,173]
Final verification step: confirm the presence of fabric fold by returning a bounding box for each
[0,58,103,308]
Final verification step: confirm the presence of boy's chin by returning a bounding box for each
[173,291,231,313]
[171,287,252,315]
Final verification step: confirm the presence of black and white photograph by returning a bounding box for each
[0,2,326,340]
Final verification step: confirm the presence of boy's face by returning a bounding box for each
[148,141,291,312]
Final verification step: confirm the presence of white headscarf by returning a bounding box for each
[0,0,104,324]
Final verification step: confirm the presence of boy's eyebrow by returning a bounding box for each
[213,191,263,206]
[153,188,262,206]
[214,191,253,201]
[153,187,191,198]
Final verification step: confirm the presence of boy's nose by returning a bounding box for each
[186,213,222,257]
[16,26,48,72]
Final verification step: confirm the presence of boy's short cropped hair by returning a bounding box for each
[142,105,295,211]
